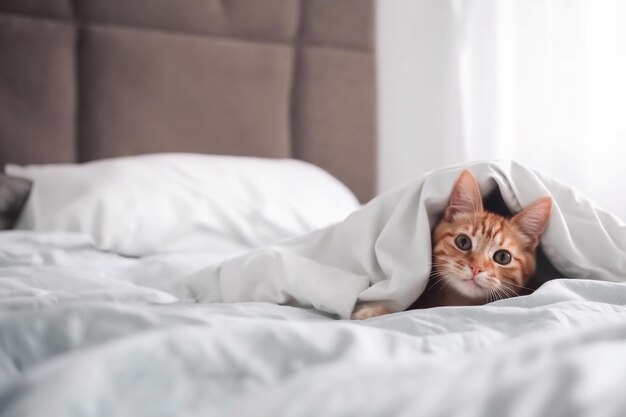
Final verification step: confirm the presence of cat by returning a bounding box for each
[351,169,553,319]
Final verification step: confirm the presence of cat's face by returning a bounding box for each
[431,170,552,305]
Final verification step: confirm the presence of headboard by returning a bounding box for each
[0,0,377,202]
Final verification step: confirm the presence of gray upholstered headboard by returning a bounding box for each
[0,0,377,201]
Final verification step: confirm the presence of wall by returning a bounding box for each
[376,0,461,192]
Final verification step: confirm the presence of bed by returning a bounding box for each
[3,2,626,417]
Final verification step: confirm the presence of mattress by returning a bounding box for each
[2,229,626,417]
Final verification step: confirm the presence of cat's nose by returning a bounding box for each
[470,264,484,276]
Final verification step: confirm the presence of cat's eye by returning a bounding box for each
[454,234,472,250]
[493,249,512,265]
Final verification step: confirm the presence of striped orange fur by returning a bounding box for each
[351,169,553,319]
[417,169,553,307]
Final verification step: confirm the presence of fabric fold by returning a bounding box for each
[182,160,626,318]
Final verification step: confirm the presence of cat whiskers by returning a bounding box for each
[492,281,519,301]
[501,281,535,293]
[429,271,451,294]
[500,284,518,299]
[494,286,510,300]
[484,279,515,303]
[486,288,494,302]
[484,284,498,302]
[480,276,531,304]
[488,286,505,302]
[429,264,455,297]
[489,287,502,303]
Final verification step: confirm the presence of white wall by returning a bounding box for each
[377,0,462,192]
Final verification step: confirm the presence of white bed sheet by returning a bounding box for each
[2,231,626,417]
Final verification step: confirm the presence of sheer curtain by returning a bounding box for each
[454,0,626,218]
[378,0,626,220]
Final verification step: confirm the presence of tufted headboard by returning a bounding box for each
[0,0,377,201]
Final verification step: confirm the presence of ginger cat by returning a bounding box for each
[352,169,552,319]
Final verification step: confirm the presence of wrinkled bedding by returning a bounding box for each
[183,161,626,318]
[2,231,626,417]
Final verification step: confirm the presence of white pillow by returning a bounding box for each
[6,154,360,256]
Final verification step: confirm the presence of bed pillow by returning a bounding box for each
[6,154,360,256]
[0,173,33,230]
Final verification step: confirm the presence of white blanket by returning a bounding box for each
[183,160,626,318]
[2,230,626,415]
[3,160,626,416]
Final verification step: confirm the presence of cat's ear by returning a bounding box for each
[512,197,553,249]
[444,169,483,222]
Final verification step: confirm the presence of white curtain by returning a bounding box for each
[378,0,626,220]
[454,0,626,218]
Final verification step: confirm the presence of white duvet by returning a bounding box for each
[184,160,626,318]
[1,232,626,417]
[3,160,626,417]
